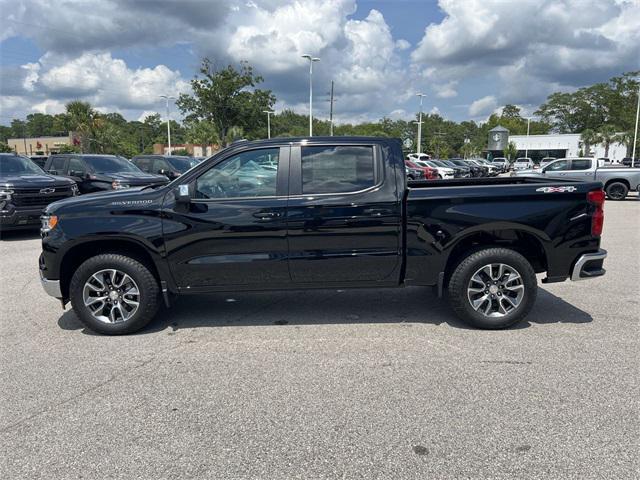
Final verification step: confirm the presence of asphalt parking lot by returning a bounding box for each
[1,199,638,479]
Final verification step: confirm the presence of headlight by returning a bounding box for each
[112,181,130,190]
[41,214,58,234]
[0,189,13,201]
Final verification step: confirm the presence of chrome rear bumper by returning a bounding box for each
[570,249,607,281]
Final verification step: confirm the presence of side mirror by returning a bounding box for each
[175,184,191,204]
[158,169,166,175]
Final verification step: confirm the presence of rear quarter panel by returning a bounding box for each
[404,181,603,285]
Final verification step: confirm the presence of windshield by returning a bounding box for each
[167,156,198,172]
[84,155,141,174]
[0,154,45,175]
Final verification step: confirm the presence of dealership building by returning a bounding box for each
[7,134,78,156]
[487,126,627,163]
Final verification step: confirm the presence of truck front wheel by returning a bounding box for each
[447,248,537,329]
[69,254,160,335]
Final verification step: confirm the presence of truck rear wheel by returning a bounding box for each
[447,248,537,329]
[69,254,160,335]
[605,181,628,200]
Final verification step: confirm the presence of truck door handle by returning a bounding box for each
[253,211,280,220]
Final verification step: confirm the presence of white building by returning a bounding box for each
[509,133,627,162]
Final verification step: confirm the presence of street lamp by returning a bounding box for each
[263,110,275,139]
[525,117,532,159]
[301,54,320,136]
[159,94,175,155]
[416,93,427,155]
[633,83,639,163]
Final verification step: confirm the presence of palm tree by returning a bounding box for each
[598,125,618,158]
[580,129,600,157]
[65,101,101,153]
[612,130,633,157]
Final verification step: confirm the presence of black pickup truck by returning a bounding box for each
[1,153,77,231]
[39,137,607,334]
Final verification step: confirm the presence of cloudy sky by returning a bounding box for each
[1,0,638,125]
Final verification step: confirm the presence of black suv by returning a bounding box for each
[0,153,77,231]
[131,155,197,180]
[44,154,168,194]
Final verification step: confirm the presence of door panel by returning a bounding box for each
[286,144,402,284]
[163,146,290,290]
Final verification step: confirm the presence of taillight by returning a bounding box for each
[587,189,605,236]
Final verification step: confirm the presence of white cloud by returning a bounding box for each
[469,95,497,117]
[411,0,640,107]
[433,81,458,98]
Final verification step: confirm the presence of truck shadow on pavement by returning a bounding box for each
[57,286,592,335]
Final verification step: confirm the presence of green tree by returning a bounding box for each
[0,142,13,153]
[597,124,617,158]
[580,128,600,157]
[176,58,275,145]
[185,120,220,146]
[503,141,518,161]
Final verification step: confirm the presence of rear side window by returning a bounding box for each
[301,145,375,194]
[570,159,591,170]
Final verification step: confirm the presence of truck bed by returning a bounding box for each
[407,176,567,189]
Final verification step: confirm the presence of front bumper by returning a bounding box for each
[570,249,607,281]
[0,206,43,229]
[40,269,62,298]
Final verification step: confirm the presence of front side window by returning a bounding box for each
[68,158,86,175]
[195,148,279,199]
[50,156,66,172]
[301,145,375,194]
[545,160,570,171]
[570,159,591,170]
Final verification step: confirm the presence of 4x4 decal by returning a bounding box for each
[536,186,577,193]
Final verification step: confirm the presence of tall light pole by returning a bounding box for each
[159,95,175,155]
[633,83,639,162]
[263,110,275,139]
[416,93,427,154]
[525,117,531,159]
[301,54,320,136]
[329,80,335,136]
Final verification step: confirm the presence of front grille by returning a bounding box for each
[12,187,74,207]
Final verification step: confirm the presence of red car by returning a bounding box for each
[405,160,437,180]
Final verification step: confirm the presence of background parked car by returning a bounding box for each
[407,152,431,162]
[44,154,168,194]
[472,158,499,176]
[431,159,468,178]
[490,157,510,172]
[131,155,198,180]
[405,165,425,181]
[450,158,483,177]
[0,153,77,231]
[621,157,639,167]
[417,159,455,179]
[405,160,437,180]
[513,157,534,171]
[439,159,471,177]
[464,159,490,176]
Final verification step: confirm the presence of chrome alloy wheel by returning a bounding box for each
[467,263,524,318]
[82,269,140,324]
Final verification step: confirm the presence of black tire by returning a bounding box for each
[447,248,537,329]
[69,254,160,335]
[605,181,628,200]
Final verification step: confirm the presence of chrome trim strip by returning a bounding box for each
[40,270,62,298]
[571,249,607,281]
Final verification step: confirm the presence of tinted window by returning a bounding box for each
[68,158,86,175]
[50,156,67,172]
[83,156,140,173]
[570,159,591,170]
[545,160,570,171]
[152,158,171,173]
[0,155,44,174]
[195,148,279,199]
[133,158,152,172]
[301,145,374,194]
[167,156,196,172]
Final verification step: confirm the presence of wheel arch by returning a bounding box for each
[59,238,162,299]
[442,228,549,286]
